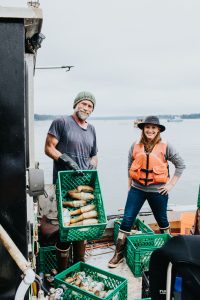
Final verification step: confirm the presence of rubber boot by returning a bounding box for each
[55,241,71,272]
[108,230,129,268]
[73,240,86,264]
[160,227,171,234]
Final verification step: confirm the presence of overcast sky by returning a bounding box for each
[1,0,200,116]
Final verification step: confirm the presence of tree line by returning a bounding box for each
[34,113,200,121]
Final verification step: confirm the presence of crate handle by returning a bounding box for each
[96,273,108,280]
[78,228,90,232]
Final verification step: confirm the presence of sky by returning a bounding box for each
[1,0,200,117]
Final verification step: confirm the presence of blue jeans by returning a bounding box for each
[120,187,169,232]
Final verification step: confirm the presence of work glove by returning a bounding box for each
[58,153,84,175]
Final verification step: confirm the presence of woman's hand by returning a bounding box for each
[158,175,180,195]
[158,183,174,195]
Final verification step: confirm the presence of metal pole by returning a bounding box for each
[166,262,173,300]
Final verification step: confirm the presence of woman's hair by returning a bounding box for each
[139,129,161,153]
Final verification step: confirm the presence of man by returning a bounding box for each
[44,91,98,264]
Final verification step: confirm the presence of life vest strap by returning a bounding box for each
[139,178,153,183]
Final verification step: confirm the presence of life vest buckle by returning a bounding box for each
[141,168,153,174]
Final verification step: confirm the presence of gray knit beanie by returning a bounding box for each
[73,91,96,109]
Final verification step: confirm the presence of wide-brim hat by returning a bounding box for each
[138,116,165,132]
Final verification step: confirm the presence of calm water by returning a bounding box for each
[35,119,200,215]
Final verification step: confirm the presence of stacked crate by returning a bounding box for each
[114,218,154,243]
[39,246,57,274]
[126,233,171,277]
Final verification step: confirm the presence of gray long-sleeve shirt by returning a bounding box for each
[128,141,186,192]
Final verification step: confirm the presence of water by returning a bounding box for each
[35,119,200,215]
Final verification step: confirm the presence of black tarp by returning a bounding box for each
[149,235,200,300]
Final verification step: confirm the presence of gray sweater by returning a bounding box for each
[128,141,186,192]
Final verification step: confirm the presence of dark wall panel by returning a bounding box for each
[0,19,27,299]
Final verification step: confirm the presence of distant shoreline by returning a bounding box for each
[34,113,200,121]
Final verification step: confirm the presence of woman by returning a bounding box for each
[108,116,185,268]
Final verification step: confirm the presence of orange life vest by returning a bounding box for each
[129,141,169,186]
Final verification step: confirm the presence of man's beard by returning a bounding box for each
[76,110,89,121]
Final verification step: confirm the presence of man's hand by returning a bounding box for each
[89,155,98,169]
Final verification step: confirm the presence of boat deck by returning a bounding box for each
[86,244,142,299]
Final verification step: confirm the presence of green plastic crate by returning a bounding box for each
[114,218,154,243]
[54,262,127,300]
[197,185,200,208]
[39,246,57,274]
[56,170,107,242]
[126,233,171,277]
